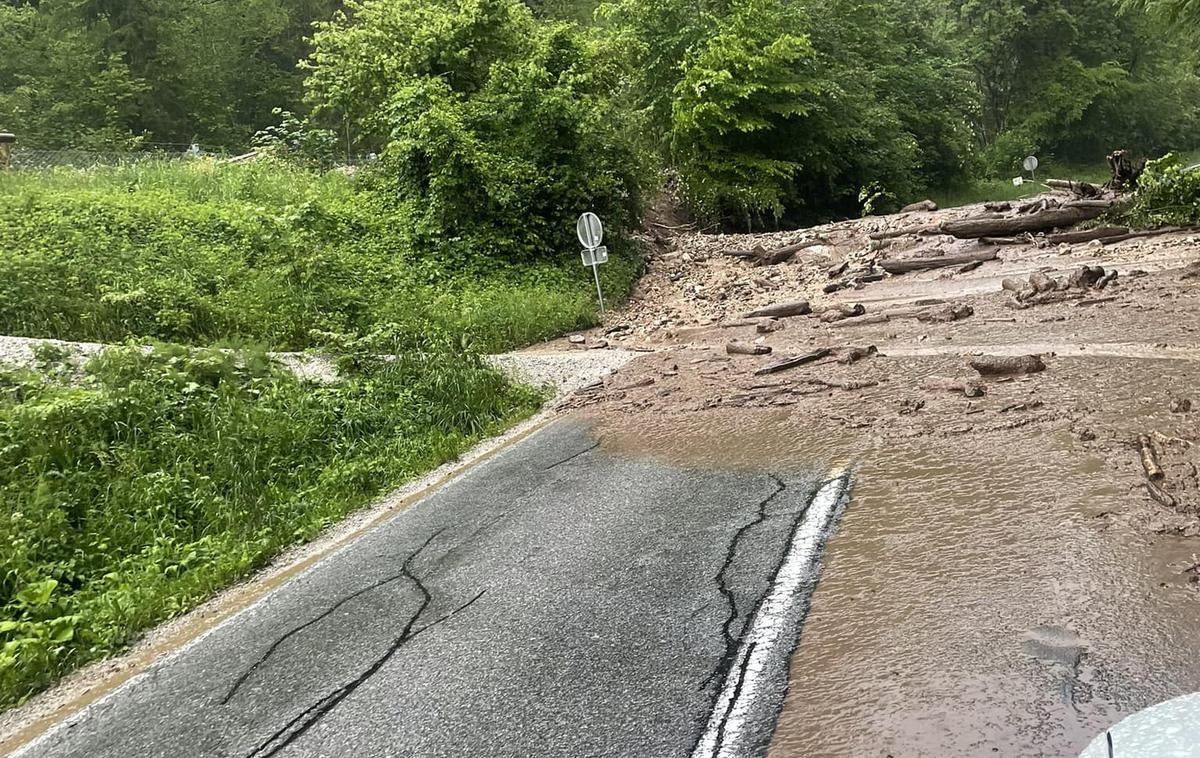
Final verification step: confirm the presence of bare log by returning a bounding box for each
[901,199,938,213]
[724,238,826,266]
[1046,226,1129,244]
[968,354,1047,376]
[1045,179,1105,198]
[983,201,1012,212]
[727,341,772,356]
[1029,271,1057,294]
[979,236,1028,246]
[940,206,1109,239]
[868,223,940,241]
[756,318,785,334]
[1099,226,1189,245]
[1138,434,1165,481]
[753,348,833,375]
[744,300,811,319]
[916,303,973,322]
[879,249,998,274]
[826,313,891,328]
[921,376,985,397]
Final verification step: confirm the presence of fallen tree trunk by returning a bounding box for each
[1100,226,1190,245]
[879,249,998,274]
[901,199,938,213]
[744,300,811,318]
[727,341,772,356]
[724,238,826,266]
[753,348,832,375]
[1045,179,1105,198]
[939,206,1109,239]
[1046,226,1130,244]
[968,354,1046,376]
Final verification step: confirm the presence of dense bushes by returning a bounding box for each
[0,343,541,706]
[0,161,639,351]
[1123,153,1200,227]
[304,0,649,263]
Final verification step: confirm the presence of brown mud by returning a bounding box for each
[559,197,1200,755]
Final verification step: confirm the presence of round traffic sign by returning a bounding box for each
[576,212,603,249]
[1023,155,1039,172]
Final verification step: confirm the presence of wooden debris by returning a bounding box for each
[1046,226,1129,244]
[901,199,938,213]
[868,223,939,241]
[836,345,878,364]
[756,318,785,334]
[920,376,984,397]
[1105,149,1146,191]
[939,205,1110,239]
[957,260,985,273]
[753,348,833,376]
[968,354,1046,376]
[568,334,586,344]
[916,303,974,322]
[1045,179,1105,198]
[879,249,998,274]
[826,313,891,328]
[727,341,772,356]
[983,201,1012,212]
[724,238,826,266]
[1138,434,1165,481]
[744,300,811,319]
[819,303,867,323]
[979,236,1028,246]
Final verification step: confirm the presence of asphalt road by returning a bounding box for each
[18,420,846,758]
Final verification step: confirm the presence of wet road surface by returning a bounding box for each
[16,420,846,758]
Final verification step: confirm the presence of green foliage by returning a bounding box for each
[0,343,540,706]
[668,0,818,224]
[0,0,341,148]
[1123,153,1200,226]
[0,161,636,351]
[948,0,1200,175]
[304,0,649,263]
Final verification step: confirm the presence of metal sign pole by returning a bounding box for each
[591,259,605,314]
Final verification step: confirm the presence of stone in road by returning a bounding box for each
[20,421,838,758]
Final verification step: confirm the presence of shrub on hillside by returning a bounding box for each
[304,0,649,264]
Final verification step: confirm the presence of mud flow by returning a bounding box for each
[588,347,1200,756]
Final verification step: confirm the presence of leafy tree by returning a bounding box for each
[304,0,648,261]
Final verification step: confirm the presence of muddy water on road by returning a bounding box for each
[595,406,1200,757]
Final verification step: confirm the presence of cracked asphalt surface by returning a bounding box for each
[19,420,828,758]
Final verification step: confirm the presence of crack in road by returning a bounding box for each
[542,440,600,471]
[221,529,448,706]
[238,532,487,758]
[700,474,787,691]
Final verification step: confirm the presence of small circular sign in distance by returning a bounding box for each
[1023,155,1039,172]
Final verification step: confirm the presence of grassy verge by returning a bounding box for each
[0,160,640,352]
[926,150,1200,209]
[0,343,542,708]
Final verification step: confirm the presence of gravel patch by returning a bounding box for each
[0,336,642,398]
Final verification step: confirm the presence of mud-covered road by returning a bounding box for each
[556,196,1200,755]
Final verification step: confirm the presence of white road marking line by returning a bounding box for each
[691,471,850,758]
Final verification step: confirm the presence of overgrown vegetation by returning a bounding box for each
[0,160,639,351]
[0,343,541,707]
[1123,152,1200,227]
[3,0,1197,226]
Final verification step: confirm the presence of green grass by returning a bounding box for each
[0,159,639,709]
[0,343,542,708]
[0,160,639,352]
[926,150,1200,209]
